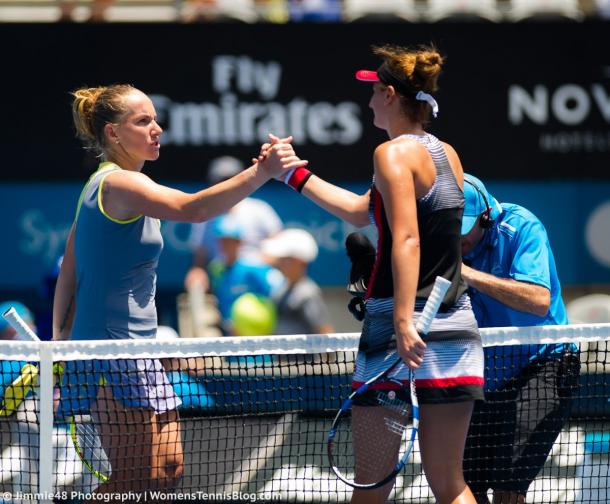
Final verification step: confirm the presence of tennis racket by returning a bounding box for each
[327,275,451,489]
[69,414,111,482]
[2,306,112,483]
[2,306,40,341]
[0,307,44,417]
[0,363,39,417]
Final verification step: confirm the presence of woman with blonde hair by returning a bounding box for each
[267,44,484,504]
[53,83,302,496]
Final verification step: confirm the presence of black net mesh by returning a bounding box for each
[0,331,607,503]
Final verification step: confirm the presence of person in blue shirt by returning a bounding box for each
[207,215,285,335]
[183,155,284,295]
[460,174,580,504]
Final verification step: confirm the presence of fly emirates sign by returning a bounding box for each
[151,55,363,147]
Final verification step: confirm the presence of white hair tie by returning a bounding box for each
[415,91,439,118]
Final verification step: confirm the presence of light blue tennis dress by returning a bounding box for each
[58,162,180,417]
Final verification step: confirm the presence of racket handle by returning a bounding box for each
[2,307,40,341]
[415,276,451,336]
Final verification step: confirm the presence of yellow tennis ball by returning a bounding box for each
[230,293,277,336]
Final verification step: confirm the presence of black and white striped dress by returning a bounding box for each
[353,133,484,404]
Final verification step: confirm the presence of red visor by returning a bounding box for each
[355,70,380,82]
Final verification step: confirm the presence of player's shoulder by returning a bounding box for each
[378,136,427,155]
[373,137,428,171]
[103,166,151,188]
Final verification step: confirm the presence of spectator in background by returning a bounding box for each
[288,0,342,22]
[181,0,259,23]
[255,0,289,22]
[261,228,334,335]
[58,0,113,22]
[288,0,342,21]
[460,174,580,504]
[207,215,285,335]
[598,0,610,19]
[181,0,219,22]
[184,155,283,293]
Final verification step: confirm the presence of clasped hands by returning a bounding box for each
[254,134,308,181]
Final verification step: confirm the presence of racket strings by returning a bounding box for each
[330,391,413,485]
[71,415,111,482]
[383,416,408,437]
[366,398,412,445]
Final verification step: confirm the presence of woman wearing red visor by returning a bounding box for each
[267,44,483,504]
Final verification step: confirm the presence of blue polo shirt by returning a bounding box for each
[464,203,572,391]
[208,258,285,320]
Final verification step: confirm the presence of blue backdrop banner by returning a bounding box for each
[1,180,610,291]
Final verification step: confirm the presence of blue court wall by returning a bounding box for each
[1,180,610,291]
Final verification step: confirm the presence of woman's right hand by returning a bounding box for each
[258,135,308,180]
[396,323,427,369]
[253,134,297,166]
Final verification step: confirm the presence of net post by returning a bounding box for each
[38,342,54,503]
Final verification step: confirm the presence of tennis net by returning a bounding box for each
[0,323,609,503]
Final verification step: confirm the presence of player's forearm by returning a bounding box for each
[462,265,550,317]
[300,175,370,227]
[183,165,268,222]
[52,279,75,341]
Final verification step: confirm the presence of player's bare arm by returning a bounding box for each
[374,140,425,368]
[53,223,77,341]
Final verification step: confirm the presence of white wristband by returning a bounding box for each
[283,168,296,185]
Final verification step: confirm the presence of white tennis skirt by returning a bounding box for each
[352,295,485,404]
[57,358,182,418]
